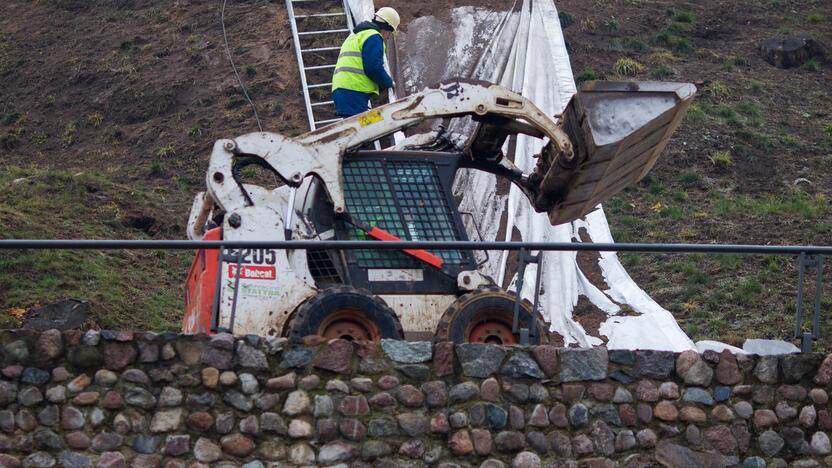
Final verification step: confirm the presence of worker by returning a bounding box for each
[331,7,400,118]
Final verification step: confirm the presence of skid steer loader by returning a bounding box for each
[182,79,695,344]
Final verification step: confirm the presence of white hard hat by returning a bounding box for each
[374,7,400,33]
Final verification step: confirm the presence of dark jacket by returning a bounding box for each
[332,21,394,117]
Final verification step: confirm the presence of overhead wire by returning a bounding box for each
[220,0,263,132]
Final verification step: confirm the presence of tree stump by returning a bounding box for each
[760,34,827,68]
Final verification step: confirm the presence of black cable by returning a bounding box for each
[220,0,263,132]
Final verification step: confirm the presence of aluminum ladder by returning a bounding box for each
[286,0,355,130]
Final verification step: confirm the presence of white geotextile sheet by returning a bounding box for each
[357,0,695,350]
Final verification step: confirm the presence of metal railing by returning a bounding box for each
[0,240,828,351]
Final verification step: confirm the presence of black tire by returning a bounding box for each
[284,286,404,342]
[435,286,548,345]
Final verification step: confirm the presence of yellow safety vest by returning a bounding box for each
[332,29,384,96]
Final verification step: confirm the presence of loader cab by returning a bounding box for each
[300,150,478,295]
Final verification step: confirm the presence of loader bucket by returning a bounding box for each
[542,81,696,225]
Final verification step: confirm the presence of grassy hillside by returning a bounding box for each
[0,0,307,329]
[557,0,832,347]
[1,0,830,347]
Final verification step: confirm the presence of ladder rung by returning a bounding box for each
[305,64,336,70]
[311,101,334,107]
[302,46,341,53]
[298,28,350,36]
[307,82,332,88]
[315,118,341,125]
[296,12,345,18]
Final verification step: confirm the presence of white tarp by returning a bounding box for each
[391,0,695,351]
[346,0,374,24]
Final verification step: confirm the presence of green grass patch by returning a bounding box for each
[705,80,731,101]
[157,144,176,157]
[2,112,20,125]
[716,253,743,271]
[672,11,694,23]
[686,104,706,123]
[576,68,598,83]
[734,129,773,148]
[805,59,821,72]
[673,255,710,286]
[735,101,761,118]
[610,38,649,53]
[658,205,684,219]
[671,37,692,53]
[712,190,828,218]
[620,252,642,267]
[0,166,187,330]
[735,276,764,305]
[558,11,574,28]
[671,190,688,202]
[780,135,799,147]
[678,170,701,186]
[650,64,674,79]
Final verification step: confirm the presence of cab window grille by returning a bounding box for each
[343,159,465,268]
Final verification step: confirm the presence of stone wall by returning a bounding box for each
[1,330,832,467]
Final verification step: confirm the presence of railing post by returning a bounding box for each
[795,253,825,353]
[228,251,244,335]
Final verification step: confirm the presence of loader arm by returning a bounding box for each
[204,79,570,217]
[203,78,695,227]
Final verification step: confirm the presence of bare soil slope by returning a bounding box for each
[1,0,830,346]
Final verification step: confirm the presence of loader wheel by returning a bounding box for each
[284,286,403,342]
[435,287,547,345]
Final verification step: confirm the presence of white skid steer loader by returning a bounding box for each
[183,79,695,344]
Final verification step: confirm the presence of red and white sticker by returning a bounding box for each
[228,264,277,280]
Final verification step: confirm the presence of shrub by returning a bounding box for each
[157,144,176,157]
[187,125,203,138]
[705,80,730,101]
[651,50,677,62]
[805,59,820,72]
[612,58,644,77]
[603,17,619,32]
[61,122,77,147]
[708,150,733,169]
[580,18,597,32]
[85,113,103,128]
